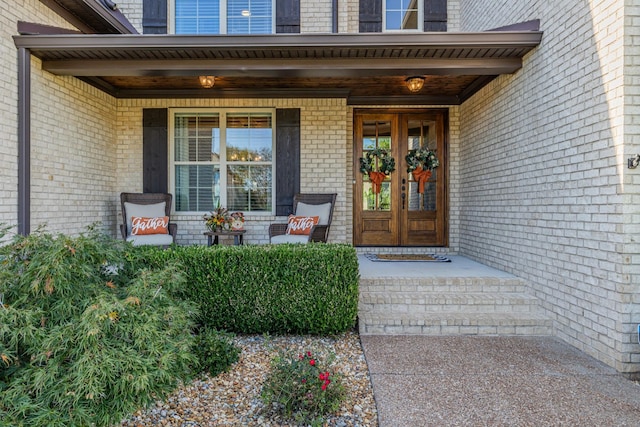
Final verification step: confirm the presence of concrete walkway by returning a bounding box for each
[360,335,640,426]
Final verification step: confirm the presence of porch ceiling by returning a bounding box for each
[13,31,542,104]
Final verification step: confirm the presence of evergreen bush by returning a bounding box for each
[0,227,236,427]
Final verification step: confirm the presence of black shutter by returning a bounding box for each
[276,0,300,33]
[275,109,300,216]
[359,0,382,32]
[143,109,168,193]
[143,0,167,34]
[424,0,447,31]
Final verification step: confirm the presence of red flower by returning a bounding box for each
[302,378,307,383]
[319,373,326,381]
[307,351,312,357]
[309,359,316,366]
[321,383,328,391]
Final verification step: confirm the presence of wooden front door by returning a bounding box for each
[353,110,447,246]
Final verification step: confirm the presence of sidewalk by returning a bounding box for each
[360,335,640,426]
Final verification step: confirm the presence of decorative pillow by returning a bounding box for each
[130,216,169,235]
[295,202,332,225]
[124,201,166,235]
[286,215,319,235]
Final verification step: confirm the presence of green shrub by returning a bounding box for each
[0,227,202,427]
[261,349,346,426]
[135,243,360,335]
[193,327,240,376]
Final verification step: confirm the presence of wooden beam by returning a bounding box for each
[42,57,524,77]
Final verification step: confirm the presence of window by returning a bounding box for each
[170,109,275,213]
[384,0,422,31]
[173,0,274,34]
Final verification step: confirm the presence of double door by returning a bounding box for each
[353,110,447,246]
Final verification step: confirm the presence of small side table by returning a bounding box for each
[204,229,246,246]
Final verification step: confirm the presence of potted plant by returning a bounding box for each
[203,204,231,231]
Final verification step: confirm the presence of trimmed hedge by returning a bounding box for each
[133,244,360,335]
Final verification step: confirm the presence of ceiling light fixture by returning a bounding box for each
[405,76,425,93]
[198,75,215,88]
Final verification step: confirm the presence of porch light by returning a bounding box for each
[405,76,425,93]
[198,76,215,88]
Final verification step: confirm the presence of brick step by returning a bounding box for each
[359,277,528,294]
[359,291,540,314]
[358,312,553,336]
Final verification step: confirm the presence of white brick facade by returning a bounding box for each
[457,0,638,373]
[3,0,640,375]
[0,1,115,238]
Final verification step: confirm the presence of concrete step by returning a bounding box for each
[359,277,528,294]
[358,275,553,337]
[359,291,540,314]
[358,312,554,336]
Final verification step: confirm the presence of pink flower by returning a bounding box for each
[302,378,307,383]
[307,351,312,357]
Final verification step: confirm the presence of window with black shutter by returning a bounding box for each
[143,0,299,34]
[359,0,446,33]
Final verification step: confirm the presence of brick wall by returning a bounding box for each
[0,1,117,239]
[116,98,349,246]
[458,0,637,373]
[30,60,118,236]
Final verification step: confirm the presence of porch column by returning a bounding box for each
[17,47,30,235]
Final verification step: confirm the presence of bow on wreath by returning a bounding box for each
[359,149,396,194]
[406,148,440,194]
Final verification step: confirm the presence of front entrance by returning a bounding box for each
[353,109,447,246]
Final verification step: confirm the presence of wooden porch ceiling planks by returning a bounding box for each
[13,31,542,104]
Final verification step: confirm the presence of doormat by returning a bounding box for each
[364,253,451,262]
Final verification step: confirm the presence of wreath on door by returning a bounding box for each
[360,149,396,194]
[406,148,439,194]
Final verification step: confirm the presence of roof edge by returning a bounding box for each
[39,0,137,34]
[13,30,542,50]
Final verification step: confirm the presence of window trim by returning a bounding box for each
[168,0,276,34]
[168,107,277,215]
[382,0,423,33]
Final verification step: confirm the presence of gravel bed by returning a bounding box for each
[121,330,378,426]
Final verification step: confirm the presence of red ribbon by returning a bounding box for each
[368,171,387,194]
[411,167,432,194]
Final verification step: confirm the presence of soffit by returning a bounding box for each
[13,31,542,104]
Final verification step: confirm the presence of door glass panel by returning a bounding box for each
[362,120,392,211]
[407,119,437,212]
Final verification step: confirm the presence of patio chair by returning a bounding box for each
[269,193,337,244]
[120,192,177,246]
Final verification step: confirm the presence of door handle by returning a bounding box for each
[401,192,406,209]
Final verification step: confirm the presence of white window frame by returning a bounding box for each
[168,0,276,34]
[382,0,423,33]
[169,107,277,216]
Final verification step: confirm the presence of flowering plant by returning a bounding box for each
[405,147,439,172]
[203,204,230,231]
[261,350,345,425]
[359,148,396,175]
